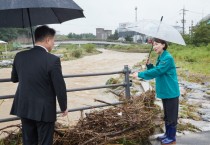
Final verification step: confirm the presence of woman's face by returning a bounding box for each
[153,41,165,54]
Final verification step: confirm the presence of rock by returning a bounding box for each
[201,103,210,109]
[187,99,203,105]
[201,114,210,122]
[179,119,210,131]
[180,86,187,97]
[180,81,208,92]
[198,108,210,115]
[186,92,205,100]
[0,60,13,67]
[206,91,210,95]
[203,94,210,100]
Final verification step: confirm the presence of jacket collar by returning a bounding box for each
[156,50,168,66]
[33,45,48,52]
[158,50,168,60]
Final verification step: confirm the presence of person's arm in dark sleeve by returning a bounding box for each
[138,56,172,80]
[11,54,19,83]
[50,58,67,112]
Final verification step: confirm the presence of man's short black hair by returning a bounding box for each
[35,25,56,42]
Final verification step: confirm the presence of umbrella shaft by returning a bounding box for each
[27,8,34,46]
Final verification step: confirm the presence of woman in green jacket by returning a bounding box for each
[133,38,180,145]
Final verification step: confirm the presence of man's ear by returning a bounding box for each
[45,37,50,43]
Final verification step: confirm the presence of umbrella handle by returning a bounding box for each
[148,16,163,59]
[147,43,153,60]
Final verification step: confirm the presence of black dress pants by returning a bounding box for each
[21,118,55,145]
[162,97,179,126]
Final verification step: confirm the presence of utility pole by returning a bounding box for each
[180,7,188,35]
[190,20,193,37]
[134,6,138,43]
[135,6,137,22]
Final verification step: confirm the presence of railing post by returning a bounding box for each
[124,65,131,99]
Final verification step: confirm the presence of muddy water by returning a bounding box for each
[0,49,147,128]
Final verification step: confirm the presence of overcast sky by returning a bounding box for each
[49,0,210,35]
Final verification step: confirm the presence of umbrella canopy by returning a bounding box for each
[125,19,186,45]
[0,0,85,45]
[0,0,85,28]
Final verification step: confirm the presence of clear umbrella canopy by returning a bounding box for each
[126,19,186,45]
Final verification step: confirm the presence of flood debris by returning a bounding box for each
[0,90,161,145]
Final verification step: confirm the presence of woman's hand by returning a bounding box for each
[132,72,138,79]
[146,58,150,65]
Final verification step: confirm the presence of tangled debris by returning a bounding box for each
[0,90,161,145]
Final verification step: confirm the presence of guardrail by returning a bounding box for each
[0,65,131,123]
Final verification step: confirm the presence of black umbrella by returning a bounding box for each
[0,0,85,45]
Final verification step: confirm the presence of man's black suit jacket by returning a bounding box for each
[10,46,67,122]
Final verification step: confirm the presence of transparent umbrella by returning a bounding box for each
[126,19,186,45]
[125,18,186,59]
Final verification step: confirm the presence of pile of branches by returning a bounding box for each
[54,90,161,145]
[0,90,161,145]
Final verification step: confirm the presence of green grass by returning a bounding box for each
[106,44,151,53]
[167,44,210,75]
[51,43,100,60]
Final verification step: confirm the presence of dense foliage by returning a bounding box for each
[67,33,96,39]
[107,30,119,40]
[184,20,210,46]
[0,28,32,42]
[51,43,99,60]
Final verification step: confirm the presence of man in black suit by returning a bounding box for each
[10,25,68,145]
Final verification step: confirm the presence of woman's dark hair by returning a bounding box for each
[35,25,56,42]
[154,38,168,50]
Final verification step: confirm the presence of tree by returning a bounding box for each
[0,28,32,42]
[125,35,133,42]
[0,28,18,42]
[191,21,210,46]
[67,33,96,39]
[182,34,192,44]
[107,30,119,40]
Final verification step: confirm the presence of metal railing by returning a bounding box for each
[0,65,131,123]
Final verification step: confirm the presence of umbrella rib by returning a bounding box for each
[51,9,62,23]
[22,9,25,28]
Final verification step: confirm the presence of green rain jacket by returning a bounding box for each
[138,50,180,99]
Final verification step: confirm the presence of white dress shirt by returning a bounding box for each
[35,45,48,52]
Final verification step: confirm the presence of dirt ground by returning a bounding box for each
[0,49,147,131]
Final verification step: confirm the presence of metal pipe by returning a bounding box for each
[63,71,124,78]
[66,84,125,92]
[0,71,124,83]
[124,65,131,99]
[0,102,123,123]
[0,84,125,100]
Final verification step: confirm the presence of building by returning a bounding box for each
[173,25,183,33]
[118,22,136,38]
[117,22,145,43]
[96,28,112,40]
